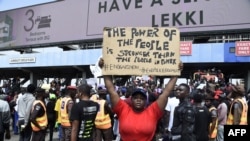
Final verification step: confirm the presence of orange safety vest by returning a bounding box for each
[227,98,248,125]
[60,97,72,127]
[31,100,48,131]
[94,99,112,129]
[209,107,218,139]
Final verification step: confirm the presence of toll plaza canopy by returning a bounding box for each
[0,43,250,81]
[1,0,250,88]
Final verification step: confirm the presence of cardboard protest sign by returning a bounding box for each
[90,56,103,78]
[102,27,180,76]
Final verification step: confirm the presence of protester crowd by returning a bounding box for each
[0,63,249,141]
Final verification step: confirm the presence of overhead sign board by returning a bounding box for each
[9,57,36,64]
[0,0,250,50]
[87,0,250,36]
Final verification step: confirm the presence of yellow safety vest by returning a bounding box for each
[94,99,112,129]
[227,98,248,125]
[209,107,218,139]
[60,97,72,127]
[31,100,48,131]
[90,94,98,101]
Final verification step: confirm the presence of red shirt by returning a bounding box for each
[113,99,163,141]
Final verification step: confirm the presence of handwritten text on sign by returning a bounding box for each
[102,27,180,76]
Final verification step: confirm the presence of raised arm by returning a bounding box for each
[99,58,120,108]
[157,77,178,110]
[103,75,120,107]
[156,62,183,111]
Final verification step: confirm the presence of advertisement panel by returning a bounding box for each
[87,0,250,36]
[0,0,250,50]
[0,0,87,49]
[235,41,250,56]
[180,41,192,56]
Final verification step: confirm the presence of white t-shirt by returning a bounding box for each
[14,93,23,111]
[165,97,180,131]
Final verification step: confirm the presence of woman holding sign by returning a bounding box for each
[98,58,183,141]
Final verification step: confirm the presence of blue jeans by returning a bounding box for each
[58,124,64,141]
[14,111,19,134]
[216,125,224,141]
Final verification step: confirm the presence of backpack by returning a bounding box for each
[181,102,196,141]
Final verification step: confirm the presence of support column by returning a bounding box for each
[246,70,250,91]
[82,71,87,84]
[29,72,38,86]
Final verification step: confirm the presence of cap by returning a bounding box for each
[41,84,50,91]
[97,85,106,90]
[121,87,127,94]
[156,88,162,94]
[67,86,77,90]
[231,85,245,96]
[131,88,147,98]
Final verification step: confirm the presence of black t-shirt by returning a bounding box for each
[70,100,99,141]
[194,106,210,141]
[46,100,56,120]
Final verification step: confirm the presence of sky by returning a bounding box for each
[0,0,55,11]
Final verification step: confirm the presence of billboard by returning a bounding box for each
[0,0,250,50]
[87,0,250,36]
[0,0,87,49]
